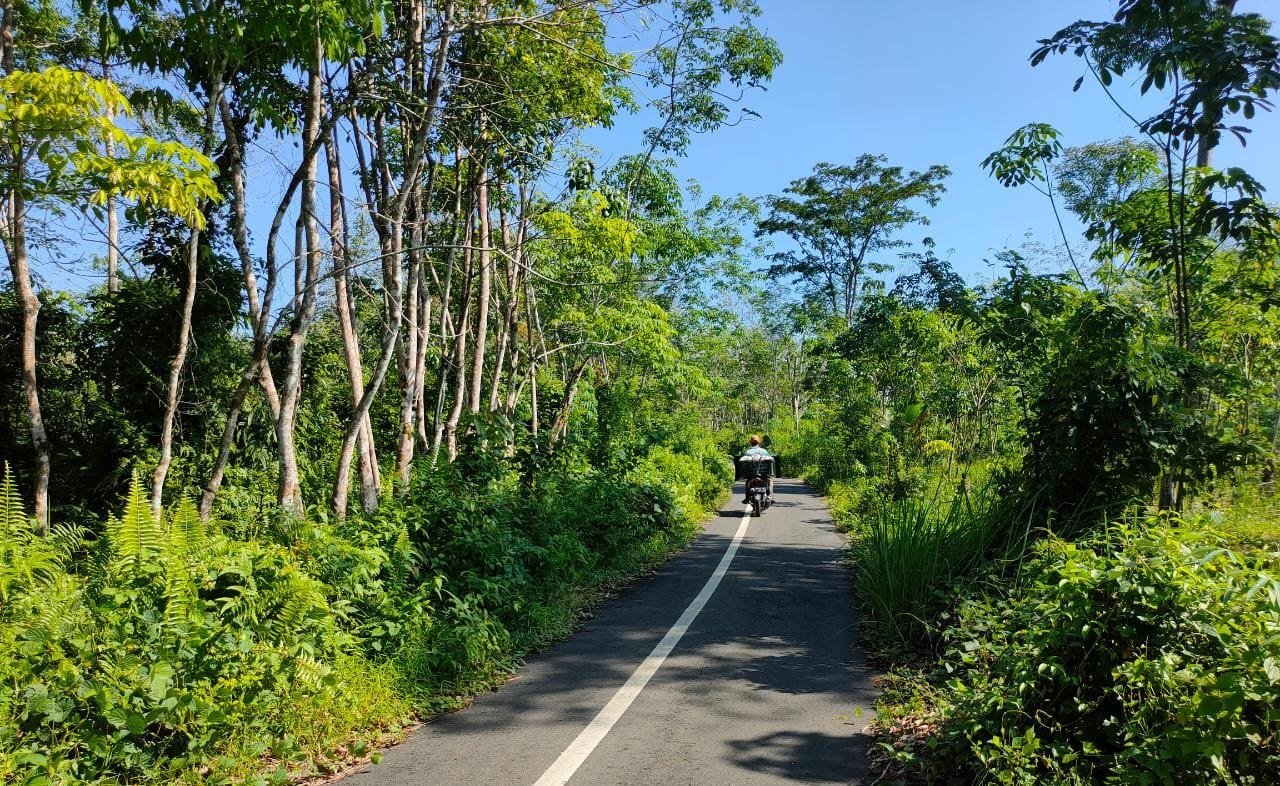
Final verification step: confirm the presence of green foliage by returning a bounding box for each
[982,122,1064,190]
[376,438,724,714]
[851,492,1005,644]
[758,156,951,323]
[641,0,782,156]
[1033,0,1280,156]
[0,66,218,227]
[0,226,244,524]
[859,6,1280,783]
[0,471,402,784]
[1017,293,1179,527]
[1053,138,1162,227]
[0,413,726,780]
[933,520,1280,784]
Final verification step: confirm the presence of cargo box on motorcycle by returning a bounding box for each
[735,454,775,479]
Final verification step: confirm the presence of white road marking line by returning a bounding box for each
[533,505,754,786]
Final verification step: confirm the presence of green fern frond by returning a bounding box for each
[46,522,83,566]
[290,651,331,691]
[84,537,113,597]
[167,498,205,561]
[0,467,70,607]
[154,498,209,635]
[216,566,264,628]
[161,562,197,634]
[269,568,324,643]
[391,522,412,584]
[26,574,83,637]
[109,474,164,579]
[0,464,27,542]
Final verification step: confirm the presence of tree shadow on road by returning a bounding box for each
[727,729,873,784]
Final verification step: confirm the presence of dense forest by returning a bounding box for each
[1,0,1278,783]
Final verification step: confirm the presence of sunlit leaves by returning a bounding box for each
[982,122,1063,193]
[0,66,218,228]
[641,0,782,156]
[1053,138,1162,225]
[1032,0,1280,156]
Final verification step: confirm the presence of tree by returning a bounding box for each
[891,237,970,314]
[633,0,782,175]
[982,122,1089,288]
[1033,0,1280,508]
[757,156,950,323]
[0,64,216,525]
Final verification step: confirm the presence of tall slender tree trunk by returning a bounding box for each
[5,193,51,528]
[1196,0,1239,169]
[468,166,492,416]
[431,165,465,464]
[2,0,48,525]
[277,53,324,516]
[394,227,421,491]
[548,360,587,448]
[332,219,403,517]
[150,228,202,514]
[414,263,432,448]
[444,233,475,460]
[199,97,281,519]
[429,263,456,463]
[151,79,221,515]
[489,194,525,414]
[335,2,449,512]
[326,122,382,511]
[200,358,259,520]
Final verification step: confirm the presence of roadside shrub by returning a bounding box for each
[934,519,1280,784]
[1,416,730,781]
[392,591,512,713]
[825,476,884,528]
[0,474,382,784]
[383,439,723,714]
[633,444,720,524]
[1016,295,1179,531]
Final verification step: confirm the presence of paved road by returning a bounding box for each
[343,479,877,785]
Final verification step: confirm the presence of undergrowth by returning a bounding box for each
[0,433,729,784]
[871,516,1280,785]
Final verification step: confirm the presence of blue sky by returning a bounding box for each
[37,1,1278,296]
[586,0,1280,286]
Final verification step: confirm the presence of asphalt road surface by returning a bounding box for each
[343,478,877,785]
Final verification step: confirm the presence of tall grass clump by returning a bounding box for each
[851,490,1006,643]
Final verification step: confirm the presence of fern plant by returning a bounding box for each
[0,467,75,606]
[161,499,204,631]
[105,474,165,581]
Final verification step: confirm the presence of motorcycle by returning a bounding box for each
[737,454,774,517]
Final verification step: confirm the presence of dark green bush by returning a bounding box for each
[928,519,1280,784]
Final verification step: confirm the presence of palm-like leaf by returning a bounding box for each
[0,467,76,607]
[107,474,164,580]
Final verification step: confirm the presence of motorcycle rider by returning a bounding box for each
[740,435,774,503]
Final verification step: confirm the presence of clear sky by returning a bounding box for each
[36,1,1279,296]
[586,0,1280,286]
